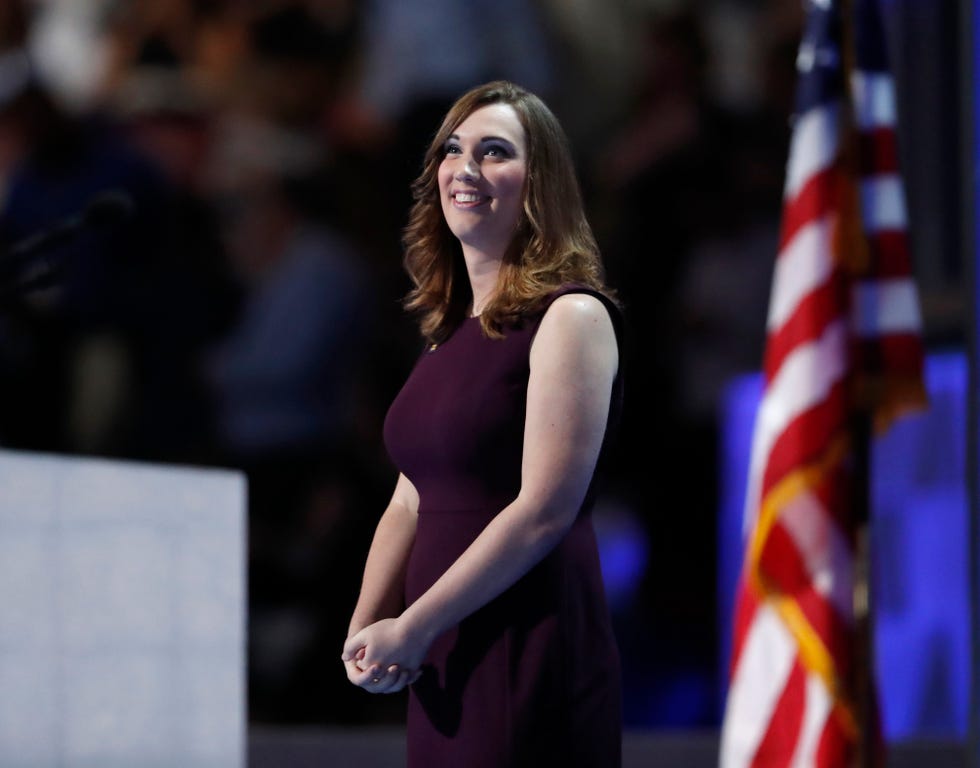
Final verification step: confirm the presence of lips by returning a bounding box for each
[452,191,490,206]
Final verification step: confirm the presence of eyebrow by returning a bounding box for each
[447,133,517,145]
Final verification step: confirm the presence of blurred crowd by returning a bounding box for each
[0,0,810,729]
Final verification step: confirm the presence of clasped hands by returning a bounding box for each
[341,617,427,694]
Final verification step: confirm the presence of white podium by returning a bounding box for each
[0,449,246,768]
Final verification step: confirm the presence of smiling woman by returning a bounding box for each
[436,103,528,288]
[342,81,624,768]
[399,80,613,342]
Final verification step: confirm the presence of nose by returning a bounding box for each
[456,157,480,181]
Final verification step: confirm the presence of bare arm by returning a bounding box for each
[343,294,618,687]
[343,473,419,690]
[348,472,418,632]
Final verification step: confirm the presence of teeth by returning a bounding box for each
[454,193,483,203]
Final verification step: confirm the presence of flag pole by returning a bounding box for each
[960,0,980,763]
[850,410,877,768]
[838,0,880,764]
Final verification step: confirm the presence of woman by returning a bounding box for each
[342,80,624,767]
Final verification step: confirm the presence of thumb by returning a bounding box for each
[341,633,365,661]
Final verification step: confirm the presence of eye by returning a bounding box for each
[483,142,511,158]
[443,140,462,156]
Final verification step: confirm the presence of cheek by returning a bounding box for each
[500,163,526,194]
[437,162,453,195]
[437,164,453,217]
[496,170,527,215]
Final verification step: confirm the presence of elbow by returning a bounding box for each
[520,500,579,554]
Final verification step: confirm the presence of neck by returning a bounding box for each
[469,285,495,317]
[462,245,502,317]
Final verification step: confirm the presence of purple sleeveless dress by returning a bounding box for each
[383,287,623,767]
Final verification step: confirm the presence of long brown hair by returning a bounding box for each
[401,80,617,342]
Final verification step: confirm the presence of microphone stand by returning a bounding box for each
[0,189,134,312]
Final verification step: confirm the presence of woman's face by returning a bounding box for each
[437,103,528,258]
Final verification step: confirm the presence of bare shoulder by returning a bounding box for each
[538,293,616,341]
[532,293,618,375]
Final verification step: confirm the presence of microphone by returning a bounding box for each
[0,188,135,300]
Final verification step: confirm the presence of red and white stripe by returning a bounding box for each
[720,14,924,768]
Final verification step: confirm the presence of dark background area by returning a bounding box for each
[0,0,965,733]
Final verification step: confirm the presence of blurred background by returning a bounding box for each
[0,0,967,750]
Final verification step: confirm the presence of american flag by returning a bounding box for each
[719,0,927,765]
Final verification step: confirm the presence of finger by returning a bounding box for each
[344,657,379,686]
[375,667,412,695]
[352,670,380,689]
[378,676,404,694]
[392,668,414,693]
[343,655,366,676]
[365,667,396,693]
[357,663,382,681]
[344,658,368,684]
[341,634,365,661]
[387,666,421,694]
[353,650,380,675]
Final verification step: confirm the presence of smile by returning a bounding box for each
[452,192,490,205]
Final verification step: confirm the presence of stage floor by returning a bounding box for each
[248,726,967,767]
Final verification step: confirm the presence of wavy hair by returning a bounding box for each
[401,80,617,342]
